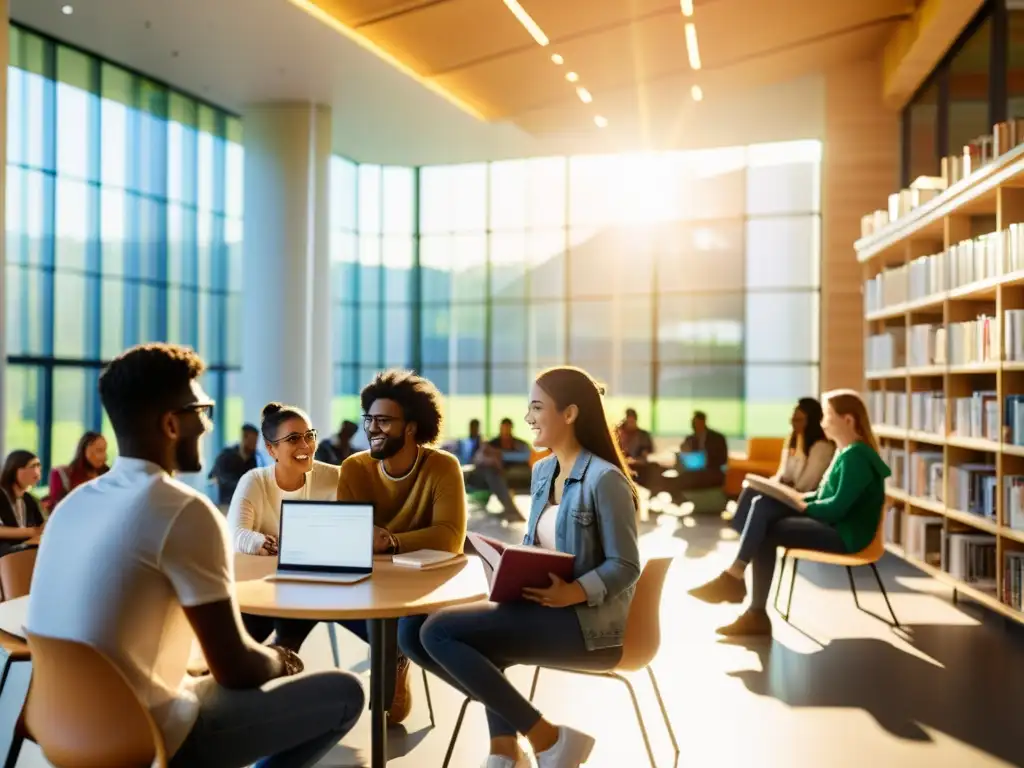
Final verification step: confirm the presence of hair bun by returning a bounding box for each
[262,402,283,420]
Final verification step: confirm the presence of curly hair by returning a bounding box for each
[361,369,443,445]
[98,343,206,435]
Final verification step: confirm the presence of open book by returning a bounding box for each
[742,475,808,511]
[466,531,574,603]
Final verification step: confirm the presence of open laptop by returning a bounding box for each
[678,450,708,472]
[267,500,374,585]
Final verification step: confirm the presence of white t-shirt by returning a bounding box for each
[26,457,233,756]
[536,504,559,550]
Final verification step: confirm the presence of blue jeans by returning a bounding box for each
[399,603,621,738]
[731,490,846,609]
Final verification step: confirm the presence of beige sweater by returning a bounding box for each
[775,439,836,492]
[227,462,341,554]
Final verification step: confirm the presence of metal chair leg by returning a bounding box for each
[327,623,340,668]
[421,668,435,727]
[528,666,541,702]
[783,557,799,621]
[846,566,861,609]
[773,551,789,614]
[647,666,680,762]
[614,673,658,768]
[441,696,471,768]
[871,563,901,628]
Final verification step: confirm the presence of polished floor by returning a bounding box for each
[17,500,1024,767]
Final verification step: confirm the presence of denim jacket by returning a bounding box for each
[524,450,641,651]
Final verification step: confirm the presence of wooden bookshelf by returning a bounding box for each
[858,144,1024,625]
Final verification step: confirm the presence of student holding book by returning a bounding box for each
[398,366,640,768]
[688,389,890,636]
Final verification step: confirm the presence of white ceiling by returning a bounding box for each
[10,0,825,165]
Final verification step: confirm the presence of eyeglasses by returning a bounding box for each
[175,401,215,430]
[362,415,402,431]
[269,429,318,446]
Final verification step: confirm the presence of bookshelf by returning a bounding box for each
[858,142,1024,624]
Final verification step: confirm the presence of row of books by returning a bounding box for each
[951,391,999,441]
[1004,553,1024,610]
[873,393,1024,445]
[948,316,999,365]
[867,390,910,429]
[1005,310,1024,362]
[867,315,998,371]
[866,331,905,371]
[946,465,996,518]
[1003,476,1024,530]
[945,533,997,592]
[907,323,944,367]
[1007,395,1024,445]
[863,225,1024,313]
[881,446,906,490]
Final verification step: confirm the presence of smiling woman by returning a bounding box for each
[225,402,340,556]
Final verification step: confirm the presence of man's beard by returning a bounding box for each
[175,438,203,474]
[369,434,406,461]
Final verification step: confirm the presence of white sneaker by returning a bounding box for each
[535,726,596,768]
[481,753,531,768]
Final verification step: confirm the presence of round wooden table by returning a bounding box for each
[234,554,488,768]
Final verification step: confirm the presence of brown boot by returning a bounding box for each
[715,609,772,637]
[387,655,413,726]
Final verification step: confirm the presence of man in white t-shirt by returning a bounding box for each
[26,343,365,768]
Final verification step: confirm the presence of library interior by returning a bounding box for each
[0,1,1023,767]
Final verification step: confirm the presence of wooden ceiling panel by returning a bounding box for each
[313,0,438,28]
[358,0,532,75]
[525,0,678,41]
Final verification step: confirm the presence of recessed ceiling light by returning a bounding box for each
[685,23,701,70]
[61,4,73,14]
[576,87,593,104]
[551,53,564,65]
[680,0,694,16]
[691,84,703,101]
[594,115,608,128]
[566,71,579,83]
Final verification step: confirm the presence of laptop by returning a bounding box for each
[267,500,374,585]
[678,451,708,472]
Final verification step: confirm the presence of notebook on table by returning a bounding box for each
[391,550,465,570]
[466,531,574,603]
[267,500,374,585]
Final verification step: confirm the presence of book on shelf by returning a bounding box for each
[943,532,997,592]
[910,391,944,434]
[884,505,899,544]
[909,451,944,499]
[946,463,996,518]
[948,232,1002,288]
[881,446,906,489]
[866,330,905,372]
[1002,475,1024,531]
[948,316,999,365]
[1003,552,1024,611]
[902,514,943,566]
[465,532,574,603]
[1006,310,1024,362]
[885,392,907,427]
[741,476,807,511]
[908,323,943,367]
[950,391,999,440]
[1003,395,1024,445]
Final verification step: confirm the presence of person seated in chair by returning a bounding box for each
[688,389,890,636]
[456,418,521,522]
[677,410,728,491]
[489,417,532,492]
[728,397,836,533]
[275,369,469,726]
[0,450,45,556]
[26,343,364,767]
[617,407,655,489]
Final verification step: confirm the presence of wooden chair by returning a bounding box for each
[442,557,679,768]
[21,631,168,767]
[773,504,899,628]
[0,548,37,602]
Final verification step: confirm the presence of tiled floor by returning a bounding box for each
[17,501,1024,767]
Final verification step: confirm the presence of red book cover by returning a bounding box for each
[466,532,575,603]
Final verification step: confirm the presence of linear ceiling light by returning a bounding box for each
[685,23,701,70]
[502,0,549,46]
[594,115,608,128]
[691,84,703,101]
[285,0,485,121]
[576,87,593,104]
[551,53,564,65]
[680,0,694,16]
[566,71,579,82]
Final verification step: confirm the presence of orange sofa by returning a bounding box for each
[725,437,785,497]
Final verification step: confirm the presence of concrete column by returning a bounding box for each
[0,2,10,457]
[241,103,332,441]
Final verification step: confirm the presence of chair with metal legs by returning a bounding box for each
[772,505,900,627]
[442,557,679,768]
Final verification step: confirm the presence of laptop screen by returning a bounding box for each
[679,451,707,471]
[278,501,374,573]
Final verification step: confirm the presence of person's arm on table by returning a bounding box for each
[226,473,269,555]
[391,454,468,554]
[168,498,297,689]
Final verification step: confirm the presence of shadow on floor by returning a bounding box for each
[724,621,1024,766]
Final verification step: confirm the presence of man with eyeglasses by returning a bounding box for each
[338,368,468,725]
[26,343,365,767]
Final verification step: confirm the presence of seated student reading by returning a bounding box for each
[399,366,641,768]
[276,369,468,726]
[728,397,836,531]
[26,343,364,768]
[688,389,890,636]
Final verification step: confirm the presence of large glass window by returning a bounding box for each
[4,25,242,473]
[332,142,821,444]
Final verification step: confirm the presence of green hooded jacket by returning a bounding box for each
[804,441,891,552]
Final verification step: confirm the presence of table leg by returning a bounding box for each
[369,618,393,768]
